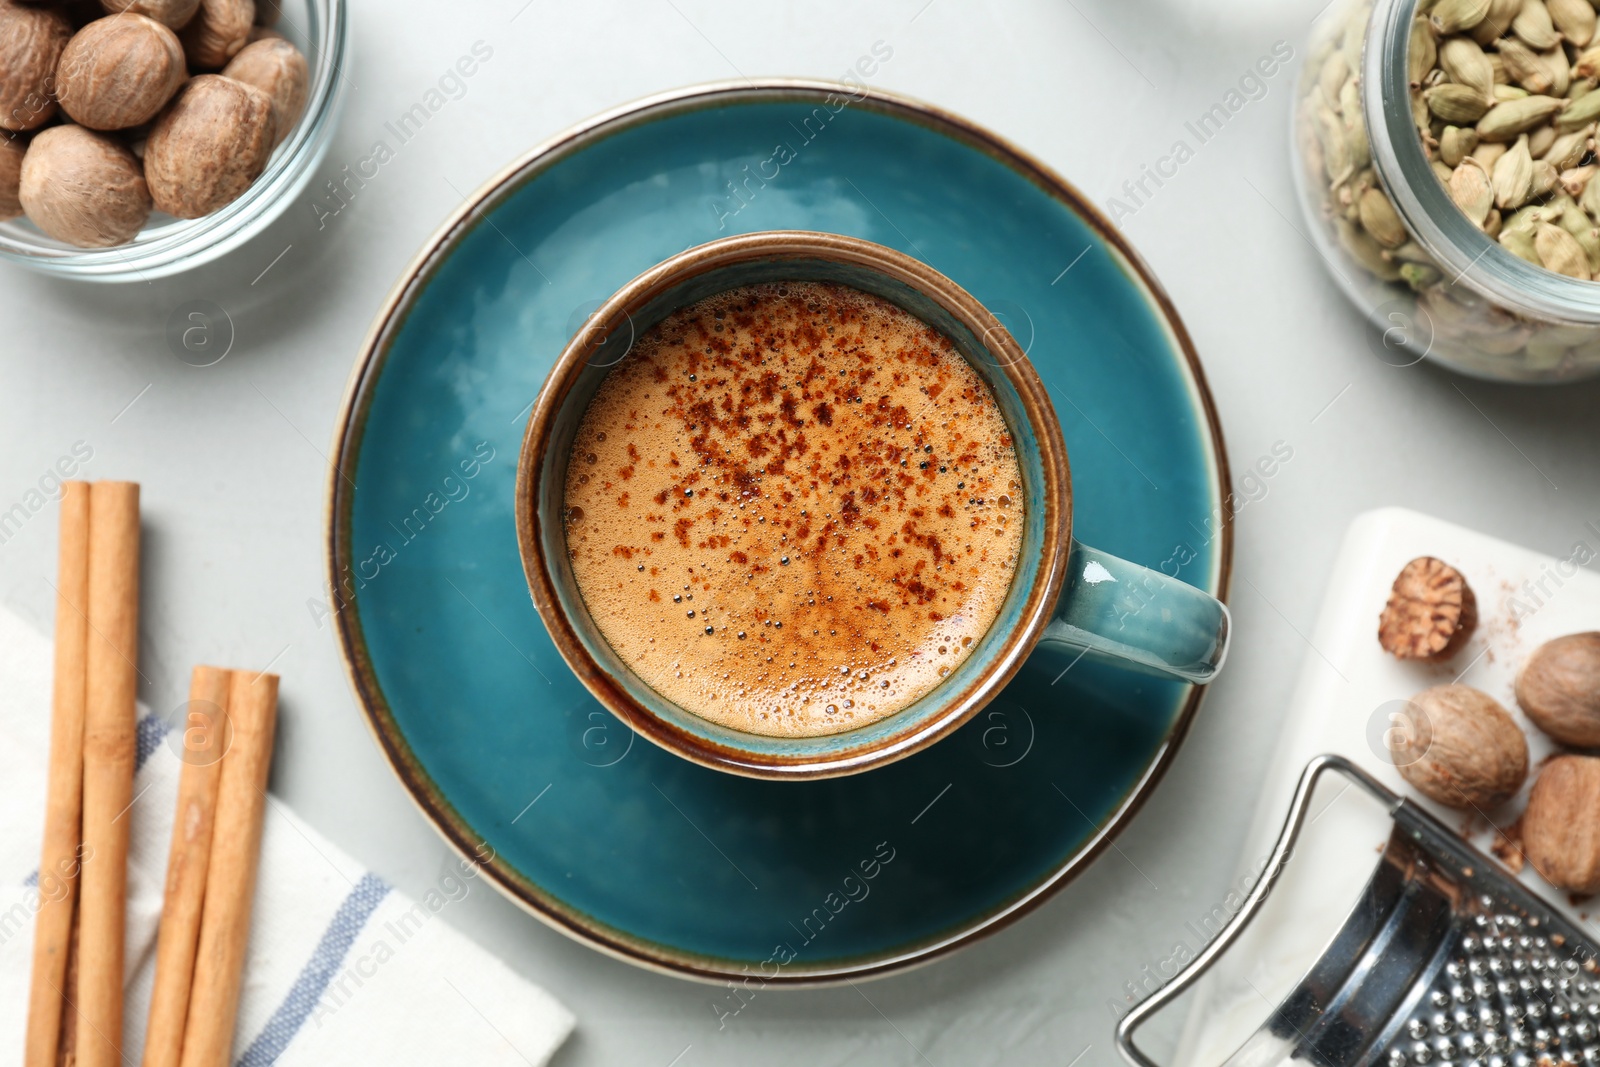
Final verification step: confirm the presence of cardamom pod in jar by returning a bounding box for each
[1294,0,1600,380]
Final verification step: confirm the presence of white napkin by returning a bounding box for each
[0,604,573,1066]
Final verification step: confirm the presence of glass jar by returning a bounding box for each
[1295,0,1600,382]
[0,0,347,283]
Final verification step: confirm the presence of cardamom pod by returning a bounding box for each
[1409,19,1437,86]
[1476,325,1540,356]
[1575,45,1600,79]
[1522,335,1572,365]
[1504,202,1549,233]
[1545,191,1579,214]
[1542,124,1592,168]
[1473,0,1524,42]
[1494,84,1532,101]
[1339,77,1363,129]
[1341,1,1368,70]
[1449,157,1497,223]
[1472,140,1511,169]
[1501,225,1543,262]
[1399,262,1442,289]
[1531,158,1561,197]
[1558,202,1593,234]
[1428,82,1495,122]
[1440,37,1496,101]
[1573,225,1600,270]
[1535,220,1593,276]
[1434,159,1458,183]
[1545,46,1572,97]
[1496,37,1552,94]
[1322,52,1352,102]
[1390,241,1438,265]
[1477,94,1565,140]
[1513,0,1562,50]
[1581,163,1600,214]
[1493,136,1536,207]
[1556,87,1600,130]
[1529,123,1558,156]
[1336,218,1404,280]
[1413,90,1433,136]
[1536,322,1596,346]
[1347,116,1373,172]
[1568,77,1597,99]
[1434,0,1494,34]
[1441,124,1481,164]
[1548,0,1597,47]
[1561,163,1598,195]
[1316,105,1352,182]
[1485,206,1506,235]
[1359,186,1410,246]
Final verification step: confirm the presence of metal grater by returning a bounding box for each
[1117,755,1600,1067]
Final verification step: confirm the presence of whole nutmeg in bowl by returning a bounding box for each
[1389,684,1528,809]
[56,14,187,131]
[1516,633,1600,747]
[145,74,275,219]
[99,0,203,29]
[222,37,307,146]
[1522,755,1600,895]
[0,0,74,133]
[180,0,255,70]
[18,125,150,247]
[0,137,24,221]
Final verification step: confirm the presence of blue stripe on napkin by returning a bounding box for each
[135,713,169,768]
[234,871,392,1067]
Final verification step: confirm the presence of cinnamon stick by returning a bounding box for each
[141,666,232,1067]
[24,482,90,1067]
[178,670,278,1067]
[75,481,141,1067]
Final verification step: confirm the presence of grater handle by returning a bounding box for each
[1113,754,1401,1067]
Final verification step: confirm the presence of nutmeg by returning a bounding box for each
[145,75,274,218]
[1378,557,1478,661]
[1516,632,1600,747]
[1391,684,1529,809]
[0,136,25,220]
[1522,755,1600,894]
[56,15,186,131]
[98,0,202,30]
[19,125,151,247]
[221,37,305,146]
[0,1,74,133]
[179,0,254,70]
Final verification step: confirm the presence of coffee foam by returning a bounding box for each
[563,281,1024,738]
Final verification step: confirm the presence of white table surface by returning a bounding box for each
[5,1,1600,1064]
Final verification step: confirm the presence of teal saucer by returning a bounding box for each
[329,81,1233,982]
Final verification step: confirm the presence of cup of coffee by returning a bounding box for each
[516,231,1229,779]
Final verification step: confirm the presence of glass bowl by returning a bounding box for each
[0,0,347,282]
[1294,0,1600,383]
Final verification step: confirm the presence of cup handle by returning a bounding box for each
[1042,540,1231,684]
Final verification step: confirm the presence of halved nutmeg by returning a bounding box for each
[1378,556,1478,661]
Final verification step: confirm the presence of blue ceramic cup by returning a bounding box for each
[517,231,1229,779]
